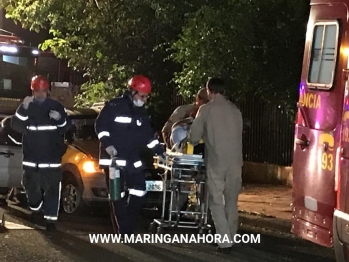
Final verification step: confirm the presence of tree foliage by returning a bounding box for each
[0,0,310,124]
[171,0,309,110]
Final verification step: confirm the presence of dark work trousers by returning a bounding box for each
[104,168,146,236]
[22,168,62,222]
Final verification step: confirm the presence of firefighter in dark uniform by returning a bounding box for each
[95,75,166,236]
[11,75,71,231]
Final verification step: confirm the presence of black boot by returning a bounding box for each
[30,211,44,226]
[45,220,56,232]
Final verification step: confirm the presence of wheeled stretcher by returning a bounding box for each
[149,149,211,234]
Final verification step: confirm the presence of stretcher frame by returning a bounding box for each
[150,153,211,234]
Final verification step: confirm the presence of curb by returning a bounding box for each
[238,210,291,234]
[242,162,293,187]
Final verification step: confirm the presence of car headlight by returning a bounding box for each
[82,160,101,173]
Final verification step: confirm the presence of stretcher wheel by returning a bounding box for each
[157,225,163,234]
[199,228,211,234]
[149,222,158,234]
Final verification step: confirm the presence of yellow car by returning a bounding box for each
[59,108,109,214]
[1,107,167,215]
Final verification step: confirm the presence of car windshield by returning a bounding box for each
[69,117,97,141]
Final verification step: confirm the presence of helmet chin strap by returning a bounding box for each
[131,90,138,104]
[128,88,138,99]
[129,90,143,108]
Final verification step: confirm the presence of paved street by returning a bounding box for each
[238,184,292,220]
[0,200,336,262]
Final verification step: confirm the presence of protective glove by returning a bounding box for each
[49,110,61,121]
[106,145,117,157]
[22,96,34,110]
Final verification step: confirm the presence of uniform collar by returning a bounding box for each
[123,90,132,100]
[122,90,145,112]
[210,93,226,103]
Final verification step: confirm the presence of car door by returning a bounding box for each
[0,117,23,189]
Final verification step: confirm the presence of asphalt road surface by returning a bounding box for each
[0,201,337,262]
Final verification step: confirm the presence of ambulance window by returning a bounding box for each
[308,23,338,89]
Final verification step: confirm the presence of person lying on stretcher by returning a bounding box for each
[170,127,189,153]
[170,117,204,156]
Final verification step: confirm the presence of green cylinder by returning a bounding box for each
[109,159,121,201]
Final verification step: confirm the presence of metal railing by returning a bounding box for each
[238,96,295,166]
[171,93,295,166]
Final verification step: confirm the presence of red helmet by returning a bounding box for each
[31,75,49,91]
[128,75,152,94]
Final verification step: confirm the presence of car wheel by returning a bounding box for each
[61,174,87,215]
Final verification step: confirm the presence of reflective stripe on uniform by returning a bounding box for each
[23,161,36,167]
[147,139,159,149]
[99,159,127,166]
[121,192,126,198]
[27,126,57,131]
[99,159,111,166]
[44,216,58,221]
[15,112,28,121]
[129,189,147,197]
[117,160,127,166]
[23,161,61,168]
[57,120,67,127]
[38,163,61,168]
[114,116,132,123]
[98,131,110,139]
[133,161,142,168]
[29,201,43,211]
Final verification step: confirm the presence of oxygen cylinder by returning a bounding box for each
[109,157,121,201]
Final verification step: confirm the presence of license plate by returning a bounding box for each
[146,180,163,191]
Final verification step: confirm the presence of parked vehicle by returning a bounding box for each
[0,108,165,214]
[0,114,22,196]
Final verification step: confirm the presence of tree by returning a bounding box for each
[0,0,310,122]
[170,0,310,116]
[0,0,189,128]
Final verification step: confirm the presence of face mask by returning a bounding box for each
[34,98,46,104]
[133,99,144,107]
